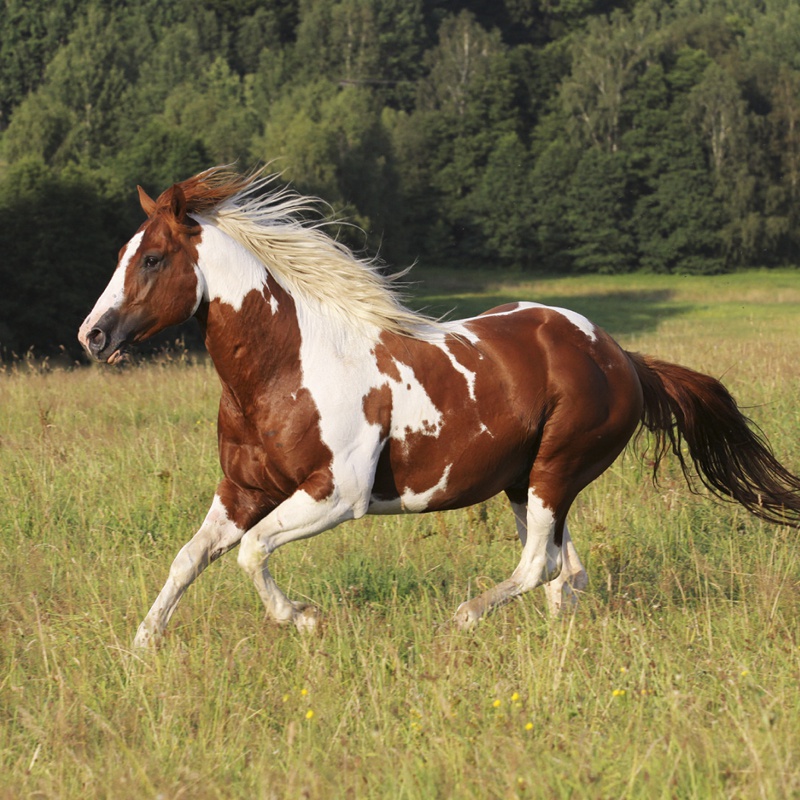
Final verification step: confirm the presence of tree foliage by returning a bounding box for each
[2,0,800,353]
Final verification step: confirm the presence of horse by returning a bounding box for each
[78,166,800,648]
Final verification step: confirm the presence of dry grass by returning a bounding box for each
[1,270,799,798]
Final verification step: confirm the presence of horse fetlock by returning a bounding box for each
[133,622,161,650]
[570,568,588,593]
[292,604,320,633]
[545,566,588,616]
[544,551,563,583]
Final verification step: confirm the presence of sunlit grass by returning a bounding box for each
[1,270,799,798]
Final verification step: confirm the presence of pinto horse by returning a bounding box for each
[79,167,800,647]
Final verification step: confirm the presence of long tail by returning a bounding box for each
[628,352,800,527]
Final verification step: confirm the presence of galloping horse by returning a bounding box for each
[79,167,800,647]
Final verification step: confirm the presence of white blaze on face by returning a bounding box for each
[78,230,143,348]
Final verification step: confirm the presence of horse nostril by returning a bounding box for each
[86,327,107,354]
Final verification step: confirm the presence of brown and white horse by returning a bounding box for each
[79,167,800,648]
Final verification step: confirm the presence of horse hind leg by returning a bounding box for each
[507,499,587,616]
[454,487,565,629]
[543,523,588,616]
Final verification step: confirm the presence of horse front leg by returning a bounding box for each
[237,482,356,632]
[133,493,245,649]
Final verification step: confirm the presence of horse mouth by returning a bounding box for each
[107,347,127,365]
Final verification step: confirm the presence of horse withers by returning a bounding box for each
[78,167,800,647]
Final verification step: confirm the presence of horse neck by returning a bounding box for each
[194,225,303,399]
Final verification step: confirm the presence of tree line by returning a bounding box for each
[2,0,799,354]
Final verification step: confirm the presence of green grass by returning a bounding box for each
[1,270,799,798]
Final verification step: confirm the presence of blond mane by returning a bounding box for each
[178,167,440,339]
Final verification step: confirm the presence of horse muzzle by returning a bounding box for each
[78,310,129,364]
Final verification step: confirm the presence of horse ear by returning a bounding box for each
[167,183,188,223]
[137,185,157,217]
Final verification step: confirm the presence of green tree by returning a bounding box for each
[565,147,636,273]
[255,80,399,253]
[161,56,259,165]
[0,158,122,355]
[560,5,662,153]
[624,51,725,274]
[292,0,425,108]
[529,137,581,272]
[406,11,525,266]
[470,132,537,267]
[111,120,209,197]
[0,0,79,126]
[2,3,146,166]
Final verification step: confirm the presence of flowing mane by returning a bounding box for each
[177,166,440,339]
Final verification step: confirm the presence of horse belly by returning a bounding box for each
[367,405,536,514]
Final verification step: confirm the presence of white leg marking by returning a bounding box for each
[134,495,244,648]
[543,523,588,616]
[455,489,562,628]
[511,506,588,616]
[237,489,355,631]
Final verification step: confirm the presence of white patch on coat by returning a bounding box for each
[194,221,268,311]
[478,301,597,342]
[440,341,477,400]
[388,359,443,440]
[527,488,556,530]
[368,464,452,514]
[78,231,143,345]
[400,463,451,511]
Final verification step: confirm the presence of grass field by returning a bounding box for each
[1,269,799,798]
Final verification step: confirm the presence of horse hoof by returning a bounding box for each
[454,601,482,630]
[293,605,320,633]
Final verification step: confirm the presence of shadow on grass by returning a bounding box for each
[413,288,692,338]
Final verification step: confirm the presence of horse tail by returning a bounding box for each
[627,351,800,527]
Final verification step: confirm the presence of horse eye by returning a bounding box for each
[143,254,162,270]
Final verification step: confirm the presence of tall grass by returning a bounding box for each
[1,271,799,798]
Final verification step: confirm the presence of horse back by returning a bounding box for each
[369,302,642,512]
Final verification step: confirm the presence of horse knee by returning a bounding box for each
[237,532,264,576]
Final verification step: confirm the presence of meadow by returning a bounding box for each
[1,269,799,799]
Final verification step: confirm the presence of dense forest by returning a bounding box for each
[2,0,800,354]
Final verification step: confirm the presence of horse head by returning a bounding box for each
[78,183,205,363]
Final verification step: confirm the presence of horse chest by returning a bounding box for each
[216,386,335,502]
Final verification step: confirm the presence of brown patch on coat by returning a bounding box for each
[199,280,335,530]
